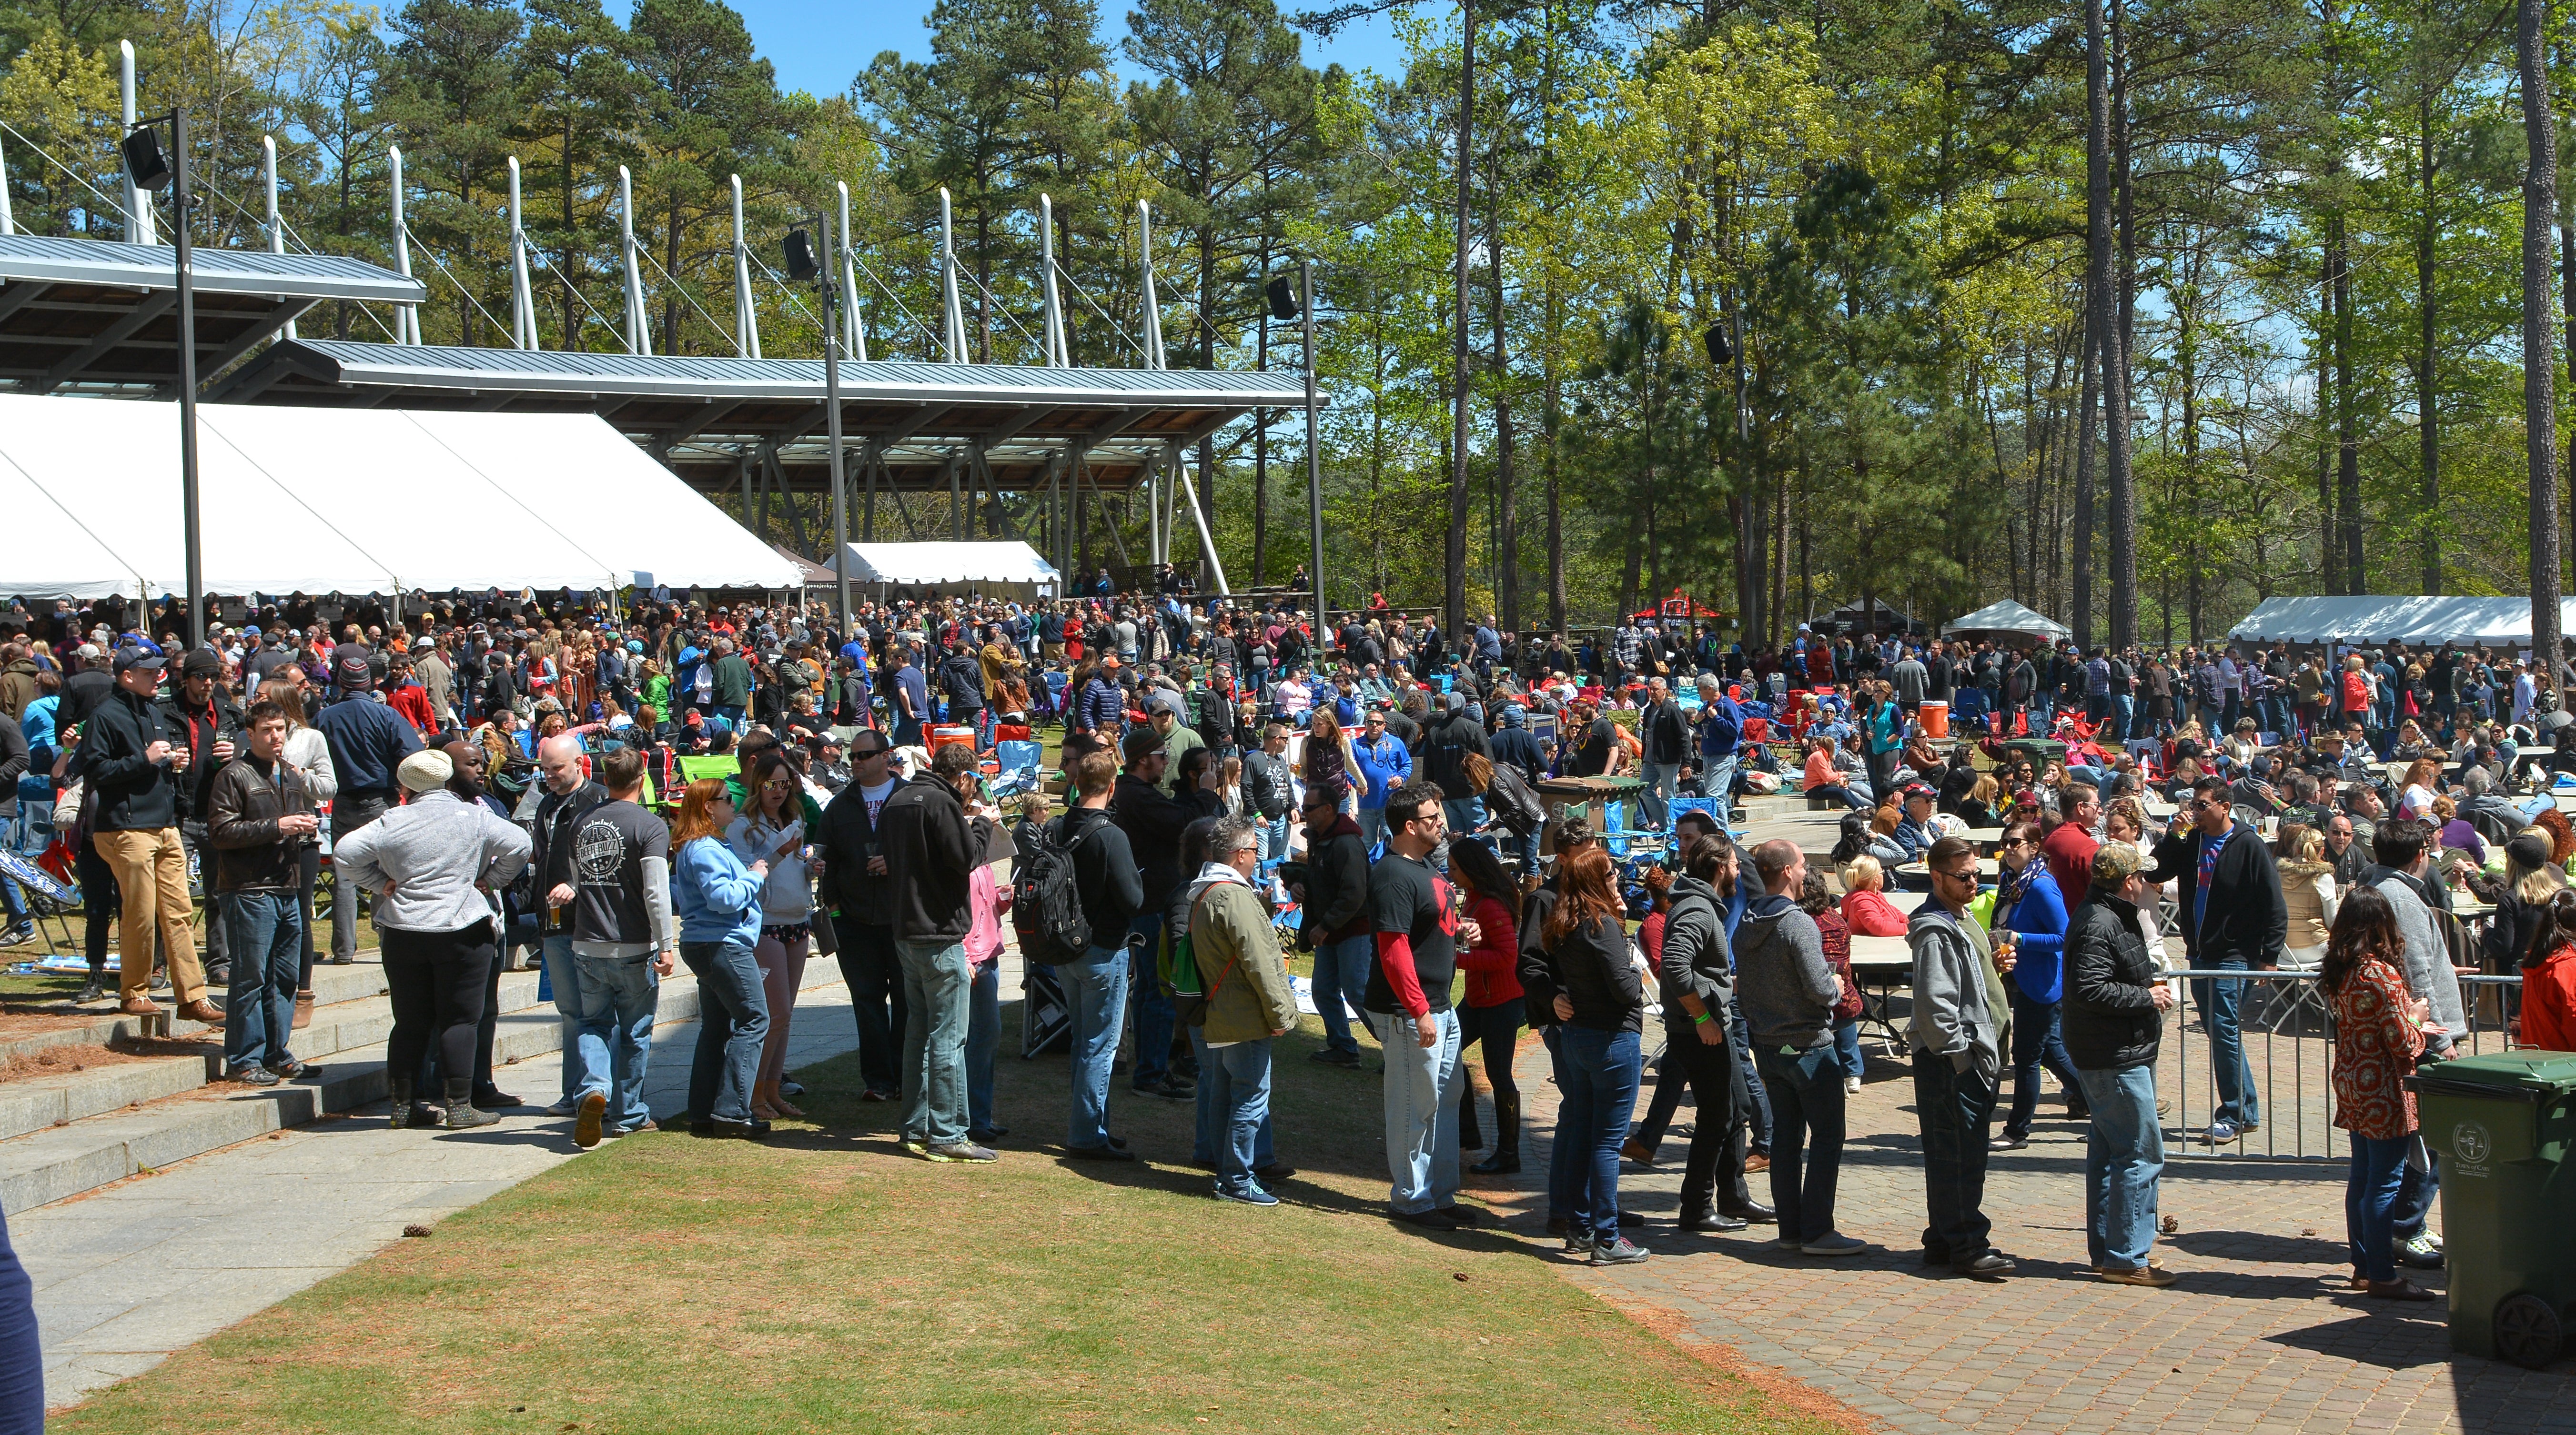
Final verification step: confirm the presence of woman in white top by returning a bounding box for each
[2397,757,2442,823]
[259,679,336,1028]
[725,751,814,1121]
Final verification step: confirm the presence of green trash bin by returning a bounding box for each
[2408,1051,2576,1369]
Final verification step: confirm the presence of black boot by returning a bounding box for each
[1471,1093,1520,1174]
[442,1076,499,1130]
[1458,1084,1484,1152]
[387,1075,412,1131]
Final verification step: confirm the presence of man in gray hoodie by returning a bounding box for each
[1733,839,1867,1257]
[1909,834,2016,1278]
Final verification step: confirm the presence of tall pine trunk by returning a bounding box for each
[2105,0,2137,648]
[2522,0,2564,681]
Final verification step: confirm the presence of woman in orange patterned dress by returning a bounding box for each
[2323,885,2438,1303]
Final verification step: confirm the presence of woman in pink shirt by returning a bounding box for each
[963,821,1015,1146]
[1838,854,1911,936]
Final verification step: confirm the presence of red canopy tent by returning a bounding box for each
[1631,588,1728,622]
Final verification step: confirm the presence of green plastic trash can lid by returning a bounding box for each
[2417,1050,2576,1094]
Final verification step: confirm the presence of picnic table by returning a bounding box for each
[1848,933,1913,1057]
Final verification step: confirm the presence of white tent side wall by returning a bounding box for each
[832,541,1060,595]
[0,438,148,599]
[406,411,803,591]
[2229,595,2576,648]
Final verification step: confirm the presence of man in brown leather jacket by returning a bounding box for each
[206,700,319,1085]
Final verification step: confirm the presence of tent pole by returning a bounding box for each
[862,451,878,542]
[948,457,964,541]
[1172,439,1228,595]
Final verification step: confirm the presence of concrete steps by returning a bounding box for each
[0,956,844,1216]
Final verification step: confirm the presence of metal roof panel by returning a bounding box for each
[0,234,426,303]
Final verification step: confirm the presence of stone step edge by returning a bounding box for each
[0,964,849,1216]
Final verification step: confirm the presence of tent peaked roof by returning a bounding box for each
[829,541,1060,587]
[2228,595,2576,646]
[1943,599,2071,641]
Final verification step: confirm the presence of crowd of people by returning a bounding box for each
[1,583,2570,1292]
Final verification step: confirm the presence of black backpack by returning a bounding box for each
[1012,813,1103,966]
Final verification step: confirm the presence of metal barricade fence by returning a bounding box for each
[2155,966,2525,1162]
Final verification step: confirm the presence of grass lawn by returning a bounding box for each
[51,1004,1848,1435]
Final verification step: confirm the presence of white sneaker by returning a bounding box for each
[1844,1075,1863,1094]
[543,1099,577,1117]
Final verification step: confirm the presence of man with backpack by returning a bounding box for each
[1023,750,1142,1159]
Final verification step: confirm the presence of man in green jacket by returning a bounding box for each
[1185,813,1301,1206]
[710,638,754,730]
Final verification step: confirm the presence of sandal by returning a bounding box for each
[770,1094,807,1118]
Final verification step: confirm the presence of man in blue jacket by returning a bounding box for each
[1694,673,1744,830]
[1351,708,1412,849]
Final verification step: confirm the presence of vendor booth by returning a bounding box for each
[2228,596,2576,649]
[1941,598,2071,646]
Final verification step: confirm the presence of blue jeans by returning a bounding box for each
[1832,1020,1863,1081]
[2392,1134,2441,1242]
[895,937,972,1146]
[1201,1036,1275,1196]
[2192,957,2262,1128]
[1637,759,1676,829]
[1736,1012,1773,1153]
[1257,814,1291,870]
[678,939,768,1124]
[966,960,1000,1134]
[1442,795,1486,841]
[1311,933,1375,1055]
[573,951,659,1129]
[1547,1025,1643,1239]
[1701,753,1738,829]
[1913,1055,2000,1266]
[2347,1133,2409,1283]
[2112,694,2134,742]
[541,934,586,1104]
[219,891,301,1073]
[1753,1044,1846,1245]
[1126,913,1174,1088]
[1356,807,1387,850]
[2002,988,2085,1140]
[2076,1065,2163,1270]
[1187,1025,1277,1168]
[1063,944,1127,1150]
[1376,1007,1462,1215]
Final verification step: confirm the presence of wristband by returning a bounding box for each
[1693,1011,1714,1026]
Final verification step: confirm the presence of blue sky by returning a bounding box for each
[697,0,1414,100]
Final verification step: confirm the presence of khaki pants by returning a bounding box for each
[92,827,204,1003]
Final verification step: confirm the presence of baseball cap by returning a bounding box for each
[113,644,165,673]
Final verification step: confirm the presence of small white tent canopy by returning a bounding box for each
[829,541,1060,596]
[1942,598,2071,643]
[0,394,802,600]
[2228,595,2576,647]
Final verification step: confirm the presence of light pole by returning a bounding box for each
[121,110,201,650]
[1266,263,1325,636]
[784,221,851,642]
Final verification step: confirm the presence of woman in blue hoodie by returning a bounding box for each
[1993,817,2086,1148]
[669,777,773,1137]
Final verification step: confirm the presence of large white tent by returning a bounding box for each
[2228,595,2576,647]
[829,541,1060,594]
[0,394,803,600]
[1942,598,2071,643]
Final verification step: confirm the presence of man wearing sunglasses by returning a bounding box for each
[1909,834,2017,1278]
[2143,774,2285,1145]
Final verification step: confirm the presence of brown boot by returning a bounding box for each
[292,990,314,1031]
[176,998,226,1027]
[120,994,162,1017]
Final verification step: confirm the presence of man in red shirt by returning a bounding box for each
[2041,786,2101,896]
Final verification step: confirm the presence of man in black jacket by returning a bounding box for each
[1636,677,1689,831]
[1113,727,1198,1100]
[206,700,319,1085]
[0,710,28,946]
[818,730,911,1101]
[880,741,996,1162]
[1423,692,1492,839]
[86,646,223,1024]
[1295,783,1374,1067]
[2061,843,2177,1286]
[2145,773,2285,1144]
[160,650,242,983]
[1057,749,1143,1159]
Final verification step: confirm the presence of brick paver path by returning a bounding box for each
[1465,1035,2574,1435]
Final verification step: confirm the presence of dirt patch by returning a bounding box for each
[0,1009,109,1037]
[0,1042,156,1084]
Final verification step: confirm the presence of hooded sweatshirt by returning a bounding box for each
[1181,861,1301,1045]
[1732,893,1837,1050]
[1908,902,2006,1081]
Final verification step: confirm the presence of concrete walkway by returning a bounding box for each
[20,983,860,1409]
